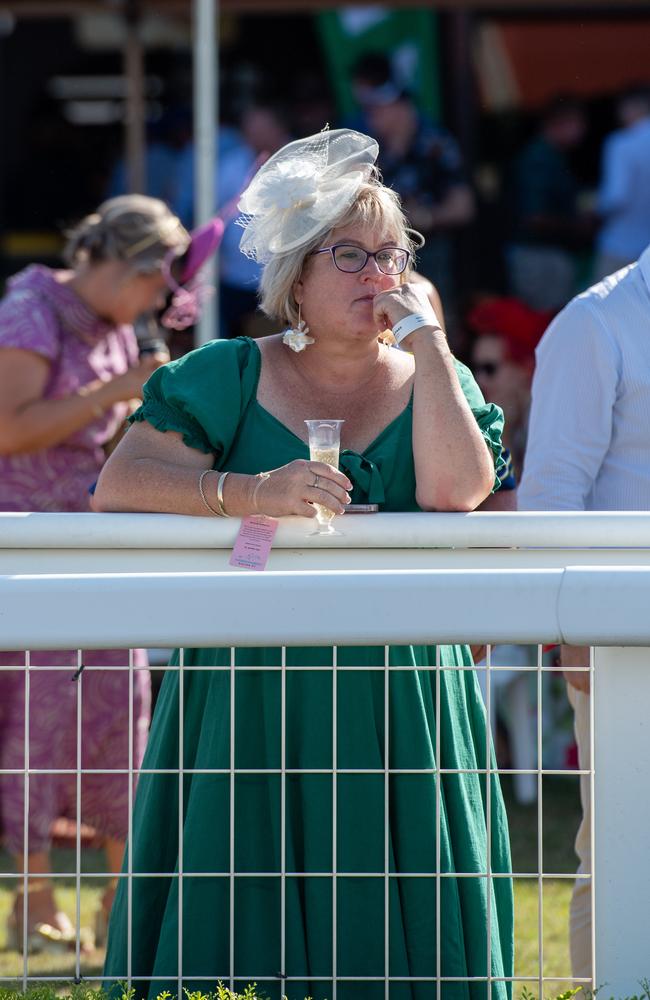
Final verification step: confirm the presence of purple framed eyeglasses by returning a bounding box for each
[311,244,411,275]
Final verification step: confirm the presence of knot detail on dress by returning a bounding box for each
[339,451,385,505]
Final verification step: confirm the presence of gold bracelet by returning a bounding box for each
[198,469,224,517]
[216,470,231,517]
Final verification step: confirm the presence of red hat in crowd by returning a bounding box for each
[466,297,552,367]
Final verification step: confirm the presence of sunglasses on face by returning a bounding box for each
[473,361,500,377]
[311,244,411,275]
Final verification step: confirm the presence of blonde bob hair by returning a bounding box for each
[259,180,417,327]
[64,194,190,274]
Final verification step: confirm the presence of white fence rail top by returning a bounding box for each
[3,509,650,549]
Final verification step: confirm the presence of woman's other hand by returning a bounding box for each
[249,459,352,519]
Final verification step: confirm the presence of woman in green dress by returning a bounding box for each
[96,129,513,1000]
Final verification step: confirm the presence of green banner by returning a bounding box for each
[317,7,440,121]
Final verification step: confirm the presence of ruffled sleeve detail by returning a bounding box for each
[129,397,214,455]
[129,337,259,463]
[453,359,505,492]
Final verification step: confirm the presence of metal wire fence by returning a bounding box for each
[0,643,591,999]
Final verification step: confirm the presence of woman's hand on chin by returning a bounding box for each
[372,282,443,339]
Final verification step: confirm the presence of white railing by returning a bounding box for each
[2,511,650,995]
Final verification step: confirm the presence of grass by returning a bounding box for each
[0,878,572,984]
[0,846,107,979]
[0,878,105,979]
[504,773,582,982]
[0,776,582,984]
[515,878,572,980]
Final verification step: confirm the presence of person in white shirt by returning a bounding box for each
[595,84,650,281]
[518,243,650,982]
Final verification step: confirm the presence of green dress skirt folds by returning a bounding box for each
[103,337,514,1000]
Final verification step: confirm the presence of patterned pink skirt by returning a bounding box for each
[0,650,150,855]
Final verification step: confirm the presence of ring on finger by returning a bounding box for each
[312,472,319,488]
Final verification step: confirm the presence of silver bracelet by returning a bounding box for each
[198,469,226,517]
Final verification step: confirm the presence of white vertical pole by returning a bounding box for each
[124,10,146,194]
[332,646,338,1000]
[435,644,441,1000]
[485,644,493,996]
[383,645,390,999]
[229,646,236,992]
[589,644,596,989]
[193,0,219,346]
[593,646,650,993]
[75,651,83,981]
[127,649,135,987]
[280,646,287,985]
[177,647,185,993]
[21,652,30,992]
[537,644,544,997]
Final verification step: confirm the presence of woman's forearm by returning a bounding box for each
[0,379,123,456]
[94,454,259,516]
[409,329,494,511]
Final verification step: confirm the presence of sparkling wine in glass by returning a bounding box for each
[304,419,344,535]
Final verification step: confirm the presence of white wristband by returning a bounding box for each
[392,312,433,346]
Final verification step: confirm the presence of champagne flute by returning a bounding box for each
[304,419,345,535]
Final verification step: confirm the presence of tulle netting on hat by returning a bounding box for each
[236,128,379,264]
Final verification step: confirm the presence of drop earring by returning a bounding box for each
[282,304,315,353]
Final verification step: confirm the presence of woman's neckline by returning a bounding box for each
[286,337,386,397]
[246,337,413,456]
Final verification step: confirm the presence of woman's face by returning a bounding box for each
[471,334,530,424]
[294,221,404,344]
[85,260,171,326]
[109,267,170,325]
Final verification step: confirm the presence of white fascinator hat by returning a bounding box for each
[237,128,379,264]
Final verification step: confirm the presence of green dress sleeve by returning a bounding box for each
[453,358,505,493]
[128,337,259,463]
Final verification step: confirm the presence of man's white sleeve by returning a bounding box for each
[518,300,621,511]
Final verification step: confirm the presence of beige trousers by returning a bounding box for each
[567,685,592,982]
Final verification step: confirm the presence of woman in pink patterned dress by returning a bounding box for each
[0,195,190,954]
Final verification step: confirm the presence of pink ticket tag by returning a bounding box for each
[229,515,279,571]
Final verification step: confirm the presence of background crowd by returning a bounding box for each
[107,68,650,429]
